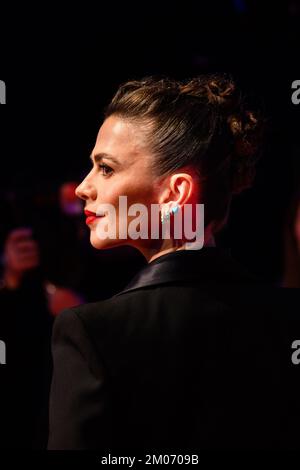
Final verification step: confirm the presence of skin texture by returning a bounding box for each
[76,115,212,263]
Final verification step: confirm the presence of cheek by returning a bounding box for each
[95,177,120,203]
[123,171,156,205]
[97,175,155,208]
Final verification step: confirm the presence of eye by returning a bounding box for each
[98,163,113,176]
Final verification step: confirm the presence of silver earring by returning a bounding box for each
[161,205,179,224]
[161,208,170,224]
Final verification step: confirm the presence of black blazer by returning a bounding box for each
[47,247,295,450]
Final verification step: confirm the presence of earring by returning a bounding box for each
[160,205,179,224]
[161,209,170,224]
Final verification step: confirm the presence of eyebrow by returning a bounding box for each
[90,152,121,166]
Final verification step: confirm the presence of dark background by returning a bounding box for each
[0,0,299,453]
[0,0,299,282]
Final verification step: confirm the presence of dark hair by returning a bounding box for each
[105,74,264,232]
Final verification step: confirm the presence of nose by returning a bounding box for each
[75,172,97,201]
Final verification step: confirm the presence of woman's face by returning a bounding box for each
[75,115,161,251]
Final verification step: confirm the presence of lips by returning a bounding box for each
[84,209,97,217]
[84,209,105,226]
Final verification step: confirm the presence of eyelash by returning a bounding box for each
[97,163,113,176]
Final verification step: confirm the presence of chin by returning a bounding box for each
[89,231,124,250]
[90,231,111,250]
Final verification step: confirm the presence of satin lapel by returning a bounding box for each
[114,247,251,296]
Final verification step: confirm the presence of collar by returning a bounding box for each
[115,247,258,297]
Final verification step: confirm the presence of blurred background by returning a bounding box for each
[0,0,299,449]
[1,0,299,284]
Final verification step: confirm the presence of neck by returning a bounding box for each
[139,226,216,264]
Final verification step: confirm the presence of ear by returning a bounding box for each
[158,172,198,207]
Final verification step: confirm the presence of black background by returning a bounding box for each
[0,0,299,457]
[0,1,299,281]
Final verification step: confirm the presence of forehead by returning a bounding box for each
[94,116,148,163]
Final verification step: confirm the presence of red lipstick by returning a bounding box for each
[84,209,101,225]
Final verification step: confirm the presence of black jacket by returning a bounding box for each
[48,247,297,450]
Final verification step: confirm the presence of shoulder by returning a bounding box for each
[57,283,233,345]
[57,278,243,330]
[53,293,149,350]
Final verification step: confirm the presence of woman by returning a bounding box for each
[48,75,280,450]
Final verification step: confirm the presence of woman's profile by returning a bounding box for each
[48,74,280,450]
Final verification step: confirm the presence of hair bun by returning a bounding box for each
[179,74,264,195]
[227,110,264,194]
[228,111,261,157]
[179,74,238,111]
[206,76,237,109]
